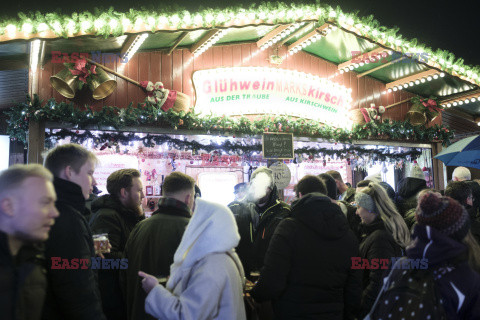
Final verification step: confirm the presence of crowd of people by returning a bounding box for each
[2,142,480,319]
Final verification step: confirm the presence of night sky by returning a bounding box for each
[4,0,479,67]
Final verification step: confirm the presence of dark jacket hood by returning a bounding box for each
[53,177,86,213]
[91,194,144,223]
[407,224,468,266]
[397,177,427,199]
[291,193,349,240]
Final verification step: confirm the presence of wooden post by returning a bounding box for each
[27,41,45,164]
[431,142,446,191]
[27,120,45,164]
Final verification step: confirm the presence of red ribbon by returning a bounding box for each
[422,99,442,113]
[360,108,371,123]
[161,90,177,112]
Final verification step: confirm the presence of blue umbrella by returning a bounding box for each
[434,135,480,169]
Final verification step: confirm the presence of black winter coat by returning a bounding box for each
[251,186,290,271]
[359,219,403,317]
[394,177,427,217]
[0,231,46,320]
[229,200,258,279]
[90,195,144,320]
[121,198,190,320]
[42,177,105,320]
[251,193,362,320]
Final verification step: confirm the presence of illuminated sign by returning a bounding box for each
[192,67,353,128]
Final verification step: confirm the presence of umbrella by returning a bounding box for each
[434,135,480,169]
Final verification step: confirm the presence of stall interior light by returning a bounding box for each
[288,24,333,55]
[30,39,42,72]
[386,71,443,92]
[193,29,228,57]
[123,33,149,62]
[261,22,305,51]
[441,94,480,108]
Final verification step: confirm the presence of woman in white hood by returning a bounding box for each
[139,198,246,320]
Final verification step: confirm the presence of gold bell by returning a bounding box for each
[89,68,117,100]
[50,69,79,99]
[406,103,427,126]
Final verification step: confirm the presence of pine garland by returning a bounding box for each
[45,128,423,161]
[1,2,479,85]
[6,94,454,147]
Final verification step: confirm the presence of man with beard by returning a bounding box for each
[122,171,195,320]
[248,167,290,272]
[91,169,145,320]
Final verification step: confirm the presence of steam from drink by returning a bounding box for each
[247,172,273,202]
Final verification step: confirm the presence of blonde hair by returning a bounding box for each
[463,231,480,273]
[360,182,410,248]
[0,164,53,198]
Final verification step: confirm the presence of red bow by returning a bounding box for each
[69,58,95,83]
[422,99,442,113]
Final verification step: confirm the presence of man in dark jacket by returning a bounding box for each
[0,164,59,320]
[122,171,195,320]
[42,143,106,320]
[248,167,290,272]
[251,175,362,319]
[395,164,427,217]
[90,169,145,320]
[230,201,258,279]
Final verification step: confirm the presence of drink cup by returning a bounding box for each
[93,233,110,254]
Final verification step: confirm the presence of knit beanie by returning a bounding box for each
[355,192,376,213]
[416,192,470,241]
[409,163,425,180]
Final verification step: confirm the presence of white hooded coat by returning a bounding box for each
[145,198,246,320]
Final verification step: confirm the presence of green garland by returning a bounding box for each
[1,2,478,85]
[6,94,454,146]
[45,128,423,161]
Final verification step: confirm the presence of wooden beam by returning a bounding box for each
[444,108,475,122]
[357,56,406,78]
[385,69,440,90]
[256,24,291,48]
[286,24,329,52]
[338,47,387,70]
[190,29,219,53]
[167,31,189,55]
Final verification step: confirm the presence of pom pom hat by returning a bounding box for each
[416,192,470,241]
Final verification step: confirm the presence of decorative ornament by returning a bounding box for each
[407,96,443,126]
[51,58,117,100]
[140,80,190,113]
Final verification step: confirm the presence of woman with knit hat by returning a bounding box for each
[395,192,480,319]
[354,182,410,316]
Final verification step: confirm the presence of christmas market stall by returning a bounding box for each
[3,2,479,212]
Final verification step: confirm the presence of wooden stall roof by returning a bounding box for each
[0,2,479,123]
